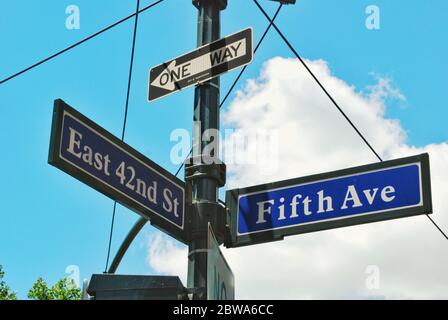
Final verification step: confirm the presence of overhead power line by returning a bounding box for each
[253,0,382,162]
[220,3,283,109]
[104,0,142,273]
[427,215,448,241]
[253,0,448,242]
[0,0,165,85]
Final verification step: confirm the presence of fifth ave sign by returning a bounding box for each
[148,28,253,102]
[225,154,432,248]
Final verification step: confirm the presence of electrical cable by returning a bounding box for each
[253,0,382,162]
[104,0,141,273]
[0,0,164,85]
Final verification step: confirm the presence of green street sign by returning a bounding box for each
[207,223,235,300]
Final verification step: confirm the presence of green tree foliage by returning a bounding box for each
[50,278,82,300]
[27,278,52,300]
[0,265,17,300]
[28,277,81,300]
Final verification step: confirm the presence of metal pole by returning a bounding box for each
[107,217,148,274]
[187,0,227,300]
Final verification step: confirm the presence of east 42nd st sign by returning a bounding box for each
[48,99,188,244]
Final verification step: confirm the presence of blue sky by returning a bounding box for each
[0,0,447,298]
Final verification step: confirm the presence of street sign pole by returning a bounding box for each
[186,0,228,300]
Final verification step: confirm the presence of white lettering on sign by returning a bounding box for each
[341,185,364,209]
[254,184,397,225]
[67,127,111,176]
[151,39,246,91]
[256,200,274,224]
[317,190,334,213]
[381,186,396,202]
[163,188,180,217]
[65,127,182,218]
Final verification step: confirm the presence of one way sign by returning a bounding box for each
[148,28,253,102]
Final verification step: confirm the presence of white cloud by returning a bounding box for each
[147,57,448,299]
[146,233,188,284]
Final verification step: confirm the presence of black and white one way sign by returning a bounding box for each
[148,28,253,102]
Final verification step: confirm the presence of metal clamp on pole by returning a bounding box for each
[185,156,227,243]
[193,200,227,244]
[184,156,226,187]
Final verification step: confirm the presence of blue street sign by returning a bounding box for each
[49,99,188,243]
[225,154,432,248]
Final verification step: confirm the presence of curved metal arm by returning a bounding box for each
[107,217,148,274]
